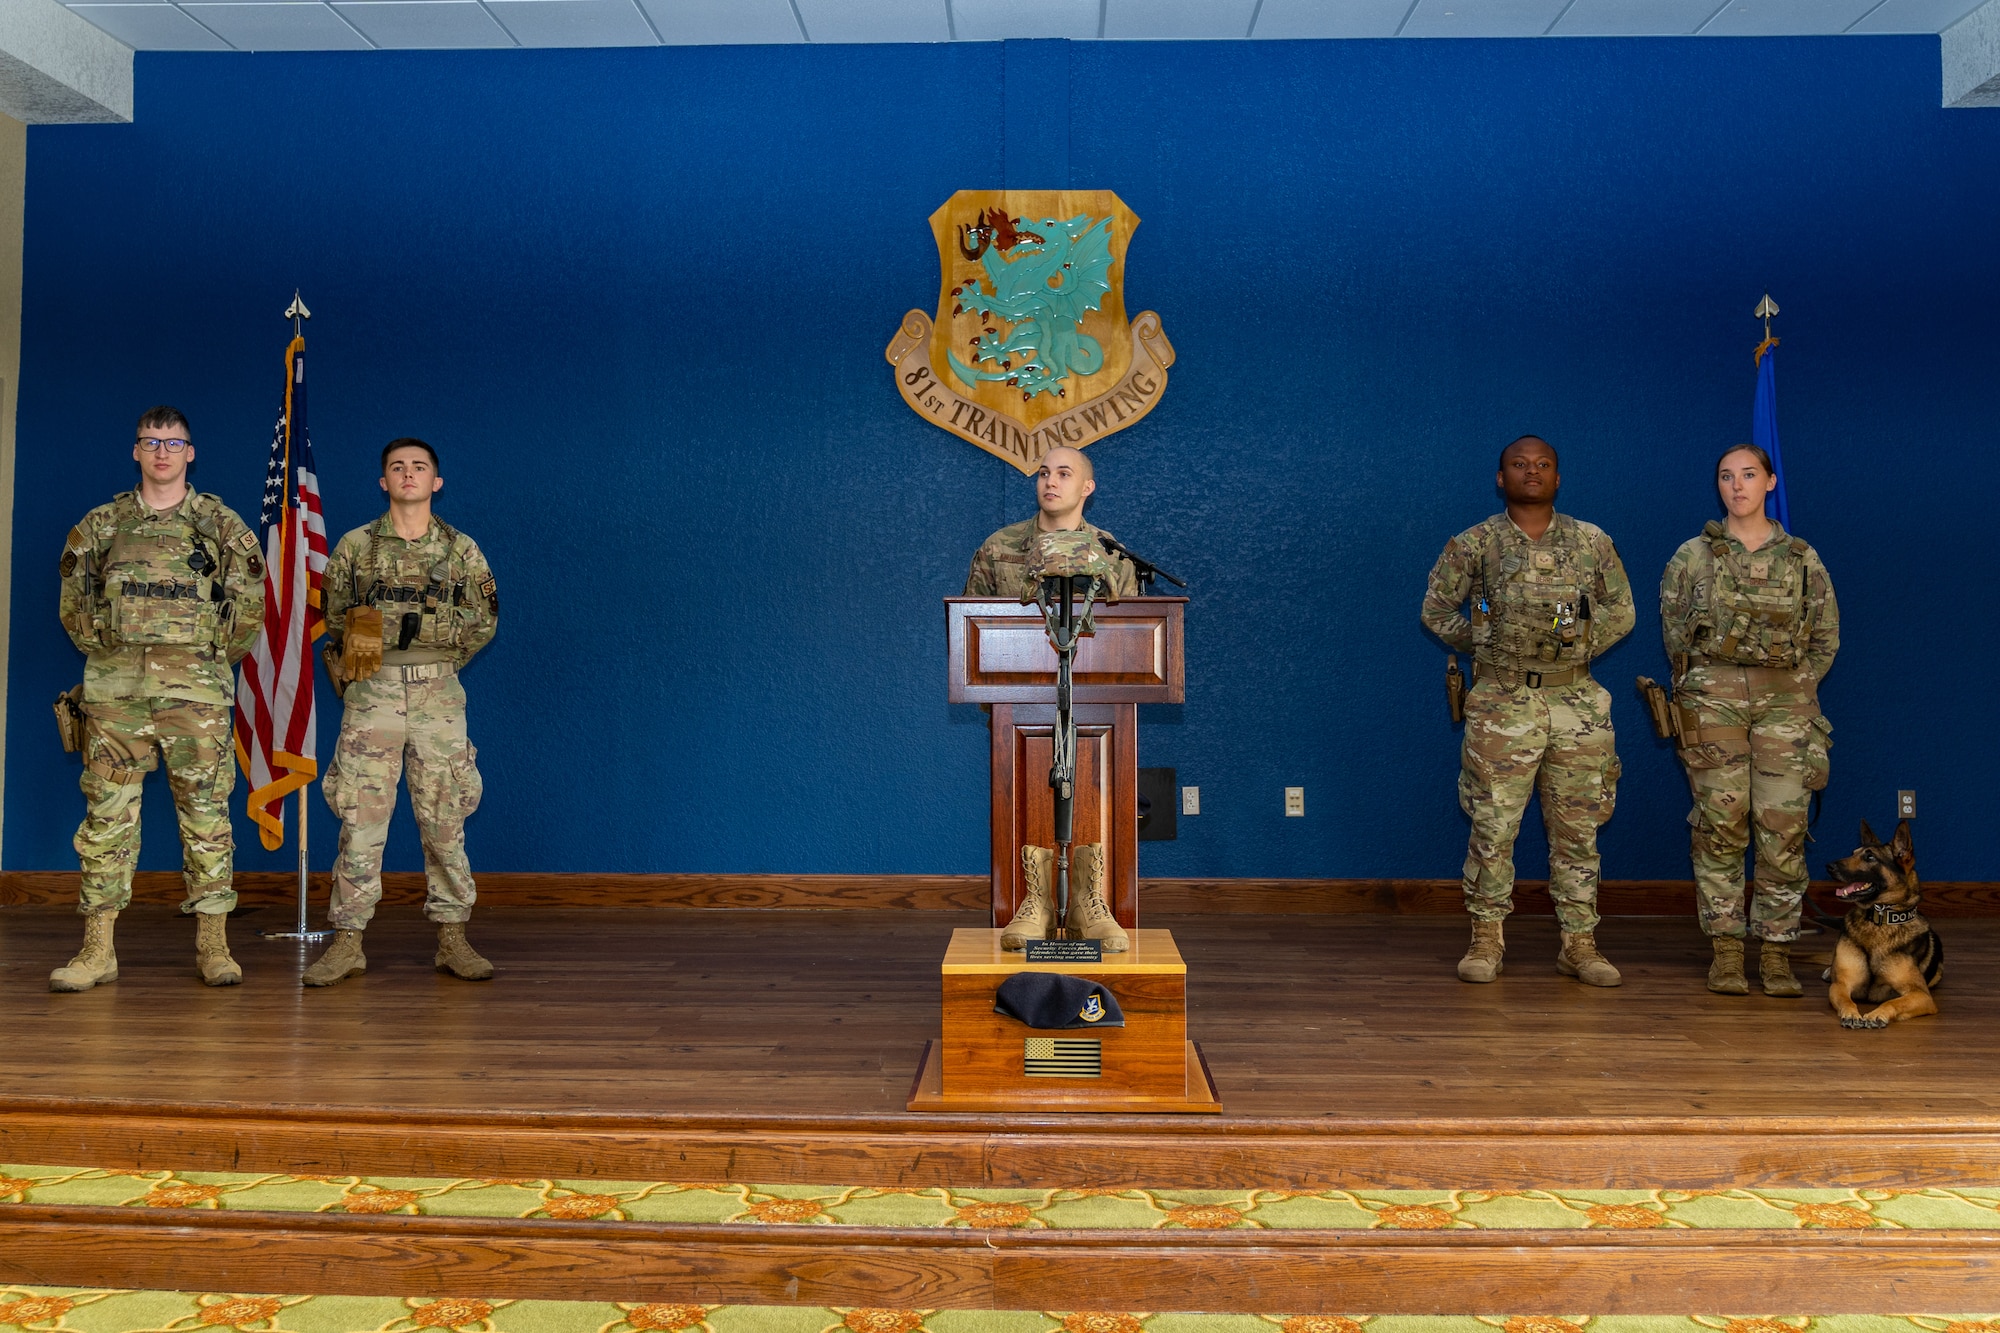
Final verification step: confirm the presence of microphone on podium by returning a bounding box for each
[1097,534,1186,592]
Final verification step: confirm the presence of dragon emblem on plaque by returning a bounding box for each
[886,190,1175,474]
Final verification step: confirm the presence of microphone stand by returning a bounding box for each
[1097,534,1187,594]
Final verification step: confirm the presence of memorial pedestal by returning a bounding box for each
[906,927,1220,1114]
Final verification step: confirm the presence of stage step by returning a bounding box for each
[3,1163,1999,1313]
[5,1098,2000,1191]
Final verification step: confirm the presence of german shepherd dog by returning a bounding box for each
[1823,819,1943,1029]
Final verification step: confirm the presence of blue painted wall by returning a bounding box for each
[9,36,1999,882]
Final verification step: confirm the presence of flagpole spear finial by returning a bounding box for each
[285,290,311,339]
[1753,293,1779,364]
[1755,293,1778,342]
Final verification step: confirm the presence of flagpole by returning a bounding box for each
[259,290,331,944]
[297,788,311,938]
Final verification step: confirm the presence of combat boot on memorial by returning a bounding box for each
[1557,931,1622,987]
[195,911,242,987]
[1707,935,1749,994]
[1759,940,1803,998]
[1002,846,1055,951]
[1457,918,1504,983]
[302,929,367,987]
[435,921,494,981]
[1065,843,1129,953]
[49,909,119,993]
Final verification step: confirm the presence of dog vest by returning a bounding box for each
[1866,904,1920,927]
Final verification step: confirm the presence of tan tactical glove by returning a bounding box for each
[342,606,383,682]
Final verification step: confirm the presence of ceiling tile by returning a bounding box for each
[1400,0,1571,33]
[1550,0,1723,32]
[1105,0,1261,38]
[333,0,514,46]
[1698,0,1878,31]
[950,0,1100,39]
[179,2,373,48]
[1845,0,1987,30]
[489,0,657,44]
[793,0,949,41]
[64,4,236,48]
[1250,0,1416,36]
[634,0,800,42]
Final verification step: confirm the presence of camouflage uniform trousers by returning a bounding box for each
[1457,675,1621,934]
[323,671,483,930]
[74,697,238,916]
[1678,664,1831,943]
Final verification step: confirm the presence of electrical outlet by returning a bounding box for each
[1898,790,1916,819]
[1285,786,1304,817]
[1181,786,1200,816]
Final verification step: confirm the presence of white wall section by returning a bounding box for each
[0,0,132,125]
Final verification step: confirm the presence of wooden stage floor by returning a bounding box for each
[2,905,1997,1189]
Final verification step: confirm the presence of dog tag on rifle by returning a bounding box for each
[1026,939,1102,963]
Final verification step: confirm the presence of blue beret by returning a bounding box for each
[993,972,1126,1029]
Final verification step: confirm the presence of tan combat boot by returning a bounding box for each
[1457,918,1504,983]
[435,921,494,980]
[195,911,242,987]
[1707,935,1749,994]
[1557,931,1621,987]
[49,910,119,993]
[1759,940,1803,998]
[302,929,367,987]
[1001,845,1055,950]
[1065,842,1129,953]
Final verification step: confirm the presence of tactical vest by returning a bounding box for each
[353,520,476,653]
[1469,519,1601,670]
[100,495,234,651]
[1686,521,1814,669]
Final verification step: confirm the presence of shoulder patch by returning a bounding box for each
[60,551,77,578]
[479,572,497,600]
[235,529,260,554]
[247,553,264,579]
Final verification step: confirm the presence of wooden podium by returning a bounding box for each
[917,596,1213,1113]
[944,595,1186,929]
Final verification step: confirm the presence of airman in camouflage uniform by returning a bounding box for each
[1660,445,1838,997]
[302,438,498,988]
[964,447,1138,600]
[1422,436,1634,987]
[53,406,266,992]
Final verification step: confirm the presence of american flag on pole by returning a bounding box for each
[234,332,327,850]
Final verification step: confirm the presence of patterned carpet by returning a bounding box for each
[8,1166,2000,1330]
[8,1166,2000,1230]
